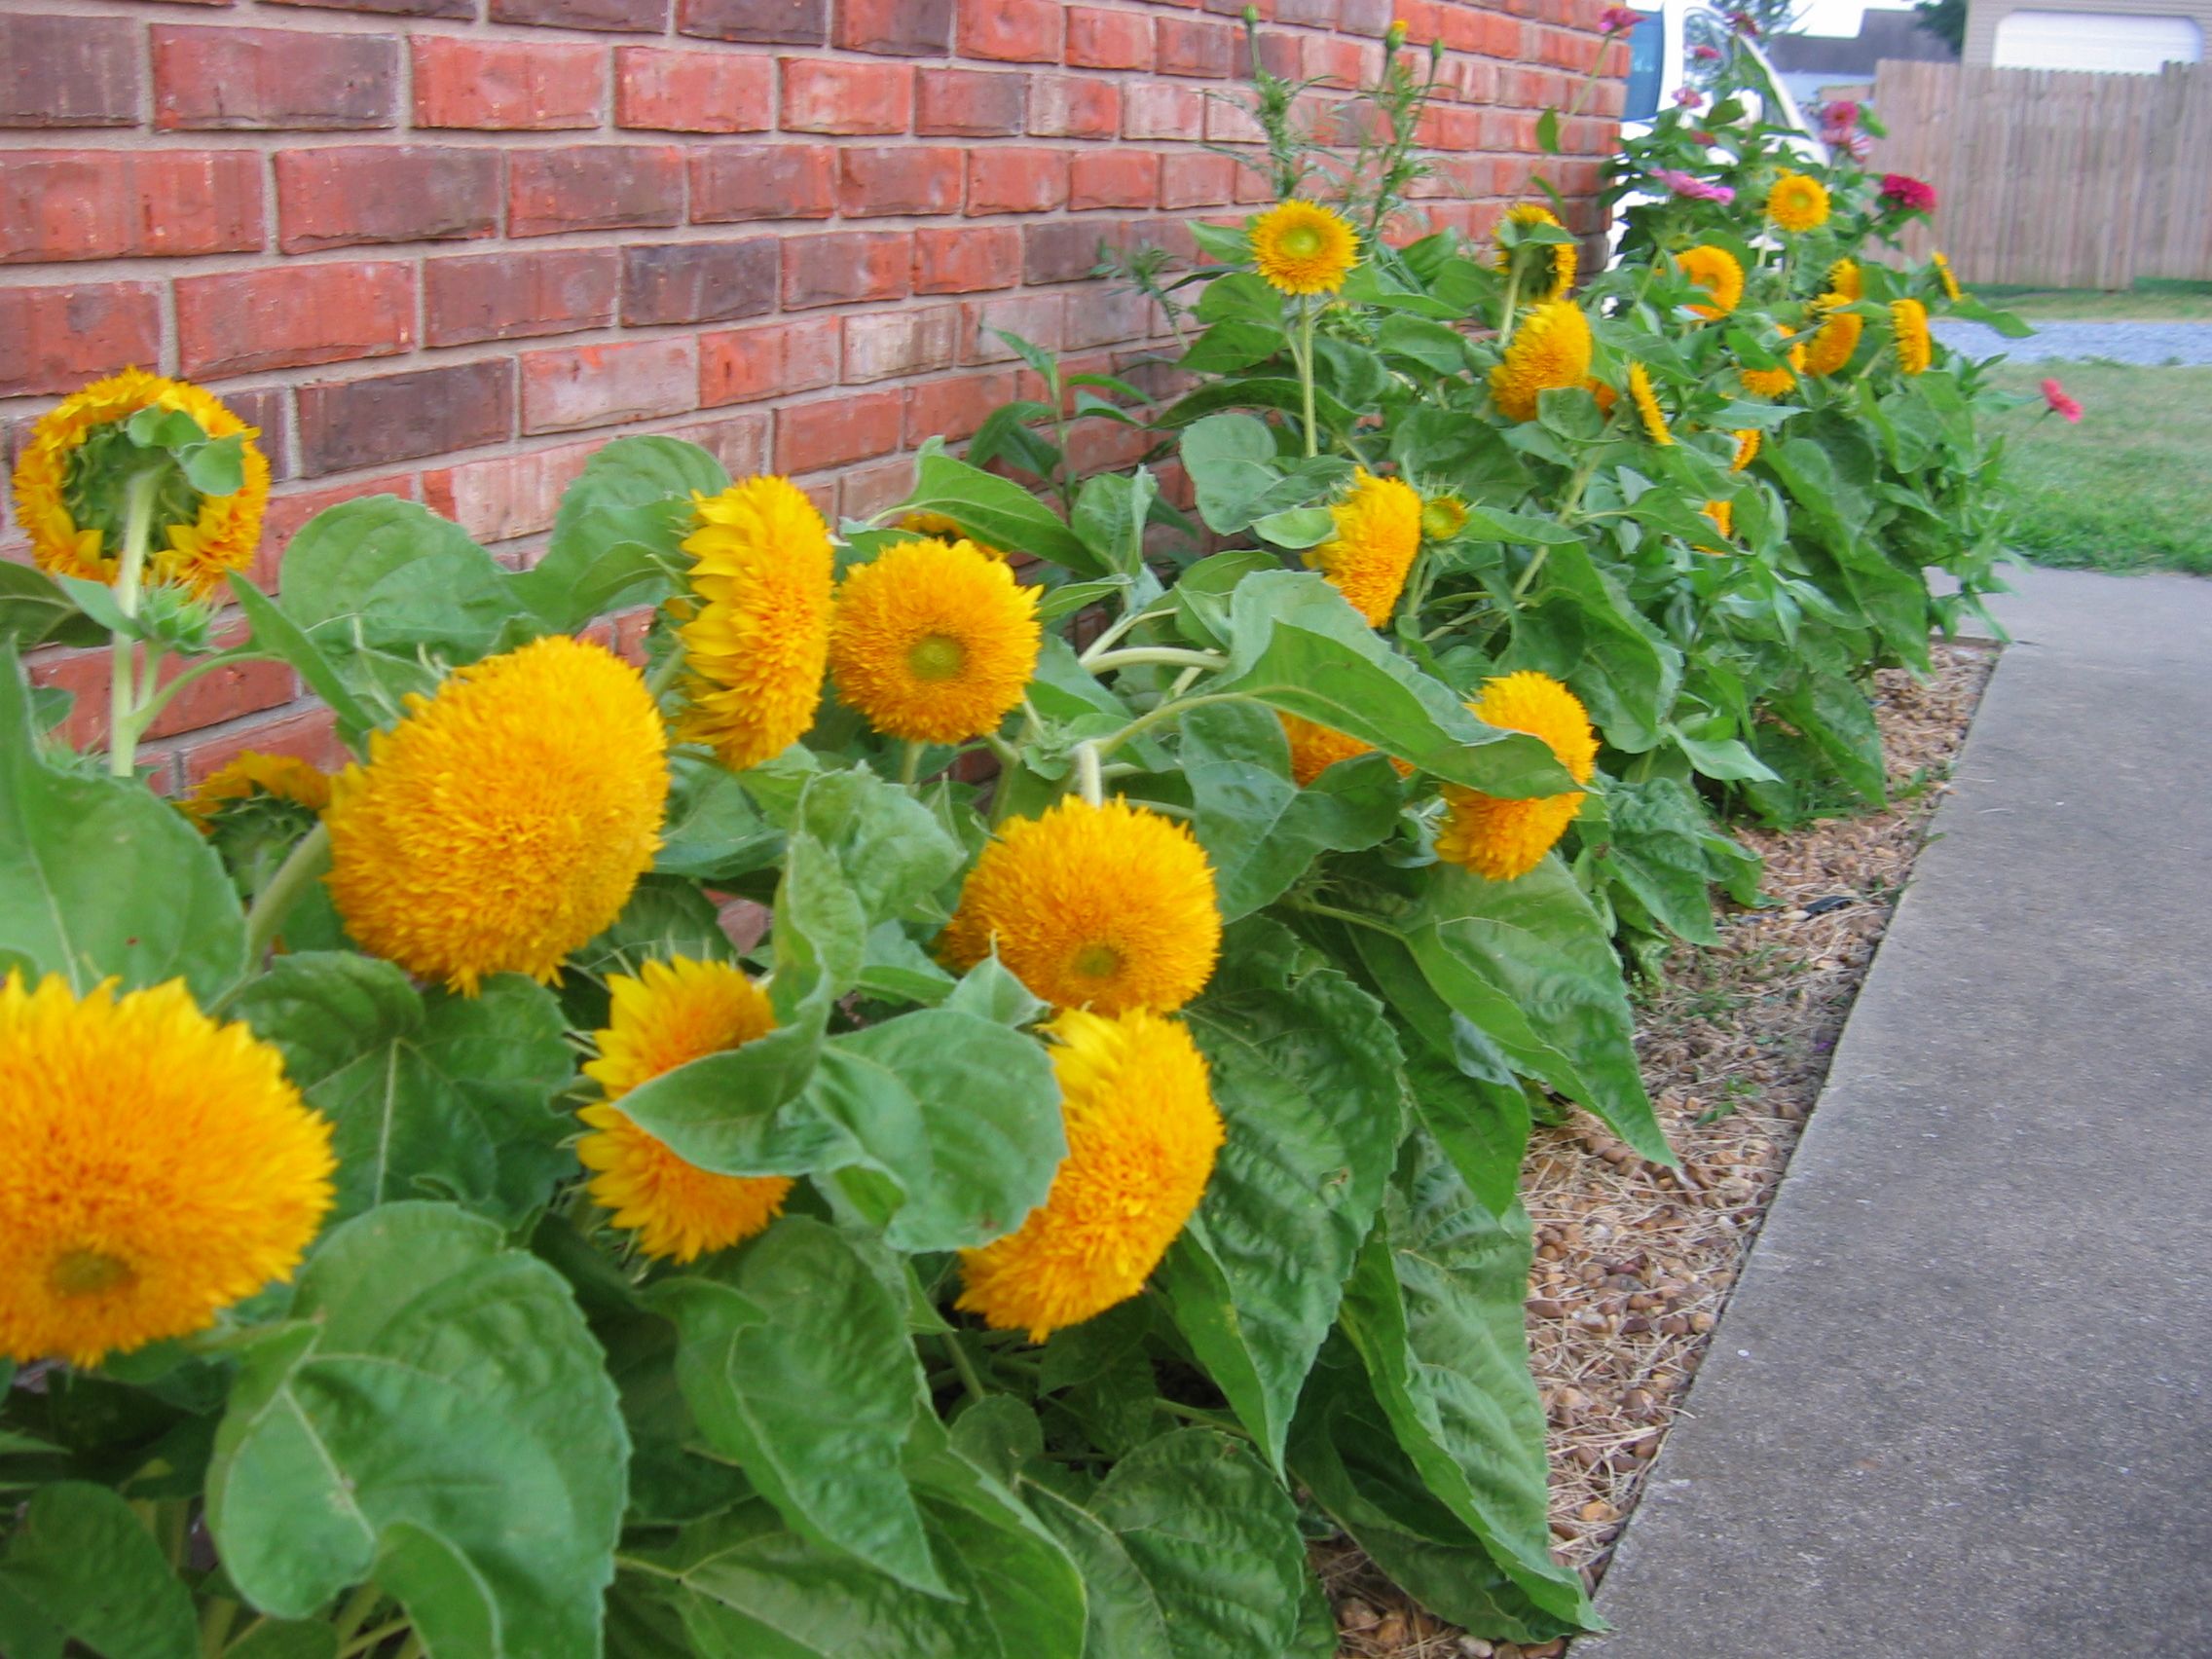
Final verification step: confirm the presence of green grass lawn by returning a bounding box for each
[1984,361,2212,575]
[1971,278,2212,321]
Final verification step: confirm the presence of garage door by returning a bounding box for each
[1992,11,2205,71]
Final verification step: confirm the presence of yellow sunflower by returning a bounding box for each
[577,956,793,1264]
[940,796,1220,1015]
[1740,343,1806,398]
[1490,300,1594,423]
[11,368,271,600]
[1304,469,1422,629]
[0,973,334,1368]
[1628,362,1673,446]
[324,635,668,995]
[1433,671,1597,882]
[1676,244,1745,318]
[1931,249,1964,303]
[1804,294,1864,377]
[956,1007,1223,1342]
[675,476,835,773]
[178,752,332,834]
[1731,429,1761,472]
[1765,170,1831,234]
[1697,498,1735,553]
[1495,203,1577,302]
[1279,713,1413,789]
[1250,199,1359,296]
[830,535,1042,745]
[898,510,1006,560]
[1825,257,1862,301]
[1891,298,1934,376]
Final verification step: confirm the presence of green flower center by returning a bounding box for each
[1073,942,1124,980]
[61,419,203,560]
[1278,225,1325,261]
[50,1247,136,1299]
[907,634,967,682]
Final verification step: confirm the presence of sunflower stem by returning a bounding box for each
[942,1333,991,1401]
[336,1617,410,1659]
[900,741,924,786]
[1498,260,1523,346]
[242,821,331,967]
[1073,740,1104,807]
[1094,691,1256,760]
[643,638,685,701]
[106,468,162,778]
[197,1598,239,1659]
[125,648,283,744]
[1076,603,1176,666]
[1296,296,1321,460]
[330,1585,386,1645]
[1081,646,1224,676]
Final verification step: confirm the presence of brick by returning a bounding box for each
[179,708,349,790]
[904,370,1016,445]
[413,37,604,129]
[1160,149,1235,208]
[425,248,619,346]
[1339,0,1393,35]
[775,389,902,474]
[1,151,263,263]
[691,144,837,221]
[522,338,697,434]
[262,0,470,18]
[1273,0,1337,22]
[782,231,910,309]
[153,26,396,131]
[1066,8,1152,70]
[782,58,912,133]
[510,145,684,237]
[840,304,958,383]
[959,0,1063,63]
[1065,287,1158,350]
[1303,34,1367,88]
[1069,151,1158,211]
[967,147,1069,215]
[835,0,953,55]
[839,147,964,217]
[296,360,515,477]
[621,240,780,325]
[679,0,827,45]
[177,262,416,379]
[1205,92,1267,144]
[212,387,294,483]
[1023,219,1131,285]
[913,225,1022,293]
[1122,81,1202,140]
[2,16,142,129]
[915,68,1025,136]
[960,293,1062,364]
[616,46,773,131]
[274,146,499,253]
[1028,74,1118,138]
[492,0,669,30]
[663,411,773,480]
[1157,16,1235,76]
[423,439,599,543]
[0,283,161,397]
[839,456,914,523]
[698,317,839,406]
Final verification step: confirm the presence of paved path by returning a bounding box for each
[1584,565,2212,1658]
[1934,317,2212,364]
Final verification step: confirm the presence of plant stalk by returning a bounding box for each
[1074,740,1105,807]
[1081,645,1226,675]
[1297,295,1321,459]
[241,821,331,966]
[105,469,161,778]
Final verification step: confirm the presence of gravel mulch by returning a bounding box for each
[1933,317,2212,365]
[1325,638,2001,1659]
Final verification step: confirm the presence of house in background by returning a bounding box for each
[1764,9,1956,107]
[1964,0,2208,70]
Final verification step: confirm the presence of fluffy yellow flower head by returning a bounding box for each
[1931,249,1964,303]
[578,957,792,1264]
[11,369,271,600]
[178,752,331,834]
[325,635,668,994]
[1496,203,1577,301]
[830,535,1042,744]
[676,476,835,772]
[1697,498,1736,553]
[1434,671,1597,882]
[1304,469,1422,629]
[941,796,1221,1015]
[1825,257,1863,301]
[957,1008,1223,1342]
[1278,713,1414,789]
[1740,343,1806,398]
[1731,429,1762,472]
[1628,362,1673,446]
[1804,294,1864,377]
[1490,301,1593,423]
[1250,199,1359,296]
[1765,170,1831,234]
[0,973,334,1368]
[1890,298,1934,375]
[1676,244,1745,318]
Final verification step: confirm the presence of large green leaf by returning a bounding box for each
[1336,1138,1594,1630]
[650,1218,940,1596]
[897,446,1097,574]
[1157,920,1402,1470]
[1506,539,1681,753]
[0,647,244,1000]
[1581,777,1759,946]
[205,1203,628,1657]
[1179,702,1399,920]
[788,765,965,927]
[0,1482,196,1659]
[513,435,727,631]
[0,562,106,650]
[653,753,784,883]
[1208,571,1575,796]
[236,952,575,1226]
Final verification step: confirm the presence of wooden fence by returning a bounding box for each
[1868,58,2212,288]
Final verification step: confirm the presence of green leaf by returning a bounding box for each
[1251,505,1337,549]
[224,1623,339,1659]
[1535,107,1560,151]
[1385,410,1532,501]
[942,953,1049,1027]
[0,647,245,1000]
[793,764,965,926]
[1336,1138,1595,1629]
[1507,538,1682,752]
[1671,725,1780,784]
[1583,777,1755,946]
[900,448,1097,575]
[1159,920,1403,1469]
[654,752,784,882]
[205,1203,628,1657]
[1773,673,1887,802]
[1180,318,1287,374]
[1375,314,1474,376]
[1168,549,1283,652]
[1209,571,1577,796]
[235,953,575,1226]
[513,435,728,631]
[1193,271,1282,325]
[226,572,377,741]
[1156,376,1358,434]
[650,1218,942,1596]
[1179,702,1399,920]
[0,1483,196,1659]
[1071,468,1158,581]
[0,563,105,649]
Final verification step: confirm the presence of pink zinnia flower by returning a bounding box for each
[1599,6,1643,34]
[1822,98,1861,127]
[1728,9,1760,36]
[1651,167,1736,203]
[1881,172,1937,213]
[2041,378,2083,423]
[1692,43,1723,60]
[1675,87,1705,107]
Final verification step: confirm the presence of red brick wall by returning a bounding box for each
[1,0,1622,787]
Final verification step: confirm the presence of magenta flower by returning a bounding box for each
[1675,87,1706,108]
[1599,6,1643,34]
[1651,167,1737,203]
[1881,172,1938,213]
[2041,379,2083,424]
[1692,43,1723,60]
[1728,9,1760,36]
[1822,98,1861,127]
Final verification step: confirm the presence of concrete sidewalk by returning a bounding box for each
[1584,566,2212,1657]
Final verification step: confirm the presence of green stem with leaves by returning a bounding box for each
[241,821,331,967]
[1082,645,1225,676]
[1295,295,1321,459]
[105,469,161,778]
